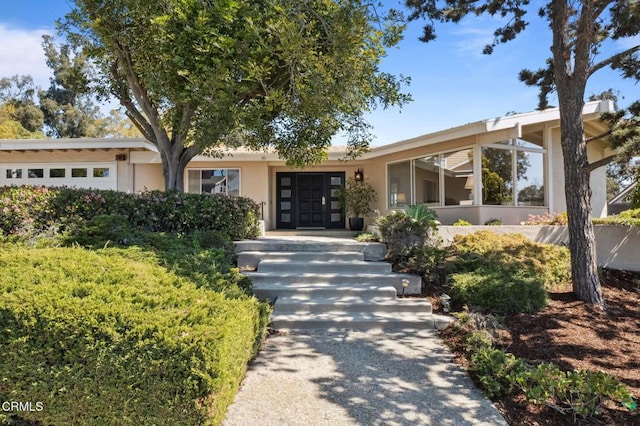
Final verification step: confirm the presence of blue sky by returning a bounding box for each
[1,0,639,146]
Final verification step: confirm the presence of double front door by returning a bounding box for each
[276,172,345,229]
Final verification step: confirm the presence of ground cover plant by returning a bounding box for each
[416,230,639,424]
[437,270,640,425]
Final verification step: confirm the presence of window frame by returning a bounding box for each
[185,168,241,196]
[385,138,547,209]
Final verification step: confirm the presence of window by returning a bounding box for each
[50,169,66,178]
[387,139,545,208]
[394,148,474,208]
[482,147,513,205]
[482,138,546,206]
[442,149,473,206]
[93,168,110,178]
[72,168,88,178]
[388,161,411,207]
[414,156,440,206]
[5,169,22,179]
[517,151,544,206]
[187,169,240,196]
[28,169,44,178]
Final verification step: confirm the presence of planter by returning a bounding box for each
[348,217,364,231]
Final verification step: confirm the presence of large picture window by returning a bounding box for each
[387,138,545,208]
[482,138,545,206]
[388,148,474,208]
[388,161,411,207]
[187,169,240,196]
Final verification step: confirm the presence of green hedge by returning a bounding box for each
[0,186,260,240]
[446,231,570,314]
[0,246,269,425]
[593,208,640,226]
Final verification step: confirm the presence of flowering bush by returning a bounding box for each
[0,186,260,240]
[522,212,568,225]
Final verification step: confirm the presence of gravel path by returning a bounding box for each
[224,329,507,426]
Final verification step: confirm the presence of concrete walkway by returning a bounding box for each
[224,329,507,426]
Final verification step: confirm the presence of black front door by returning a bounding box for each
[297,174,325,228]
[276,172,345,229]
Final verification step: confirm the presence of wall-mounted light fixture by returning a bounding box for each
[354,168,364,182]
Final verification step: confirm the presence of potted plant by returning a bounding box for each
[338,177,377,231]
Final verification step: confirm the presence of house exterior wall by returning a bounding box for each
[547,127,607,218]
[0,149,133,191]
[133,164,164,191]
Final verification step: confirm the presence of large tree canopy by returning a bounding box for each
[60,0,410,191]
[0,75,44,139]
[39,35,109,138]
[406,0,640,307]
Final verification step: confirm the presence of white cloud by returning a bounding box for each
[0,24,52,89]
[449,15,505,57]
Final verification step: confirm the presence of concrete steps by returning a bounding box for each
[236,237,437,330]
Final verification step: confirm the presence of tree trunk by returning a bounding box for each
[558,100,604,307]
[550,0,604,307]
[160,138,199,192]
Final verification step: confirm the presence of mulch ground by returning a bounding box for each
[434,269,640,425]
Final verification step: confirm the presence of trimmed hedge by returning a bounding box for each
[0,246,269,425]
[446,231,571,314]
[593,208,640,226]
[0,186,260,240]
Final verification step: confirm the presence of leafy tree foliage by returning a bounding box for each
[59,0,410,191]
[406,0,640,307]
[0,75,44,138]
[38,35,108,138]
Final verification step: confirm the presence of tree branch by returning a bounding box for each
[586,154,617,173]
[585,129,612,144]
[111,39,162,137]
[109,62,154,141]
[589,45,640,77]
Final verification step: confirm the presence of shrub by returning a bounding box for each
[593,208,640,226]
[510,363,637,417]
[449,268,548,314]
[405,244,446,277]
[484,218,503,225]
[447,315,637,418]
[453,219,472,226]
[403,204,438,226]
[0,186,260,240]
[522,212,568,225]
[376,208,443,283]
[62,214,133,248]
[0,246,270,425]
[354,232,379,242]
[449,231,570,290]
[468,347,528,398]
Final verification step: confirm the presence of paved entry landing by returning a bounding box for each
[236,237,448,330]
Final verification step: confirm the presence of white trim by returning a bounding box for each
[545,125,554,212]
[0,138,157,152]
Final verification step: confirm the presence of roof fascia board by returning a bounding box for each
[363,100,613,160]
[0,138,158,152]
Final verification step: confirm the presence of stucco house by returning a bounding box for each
[0,100,614,230]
